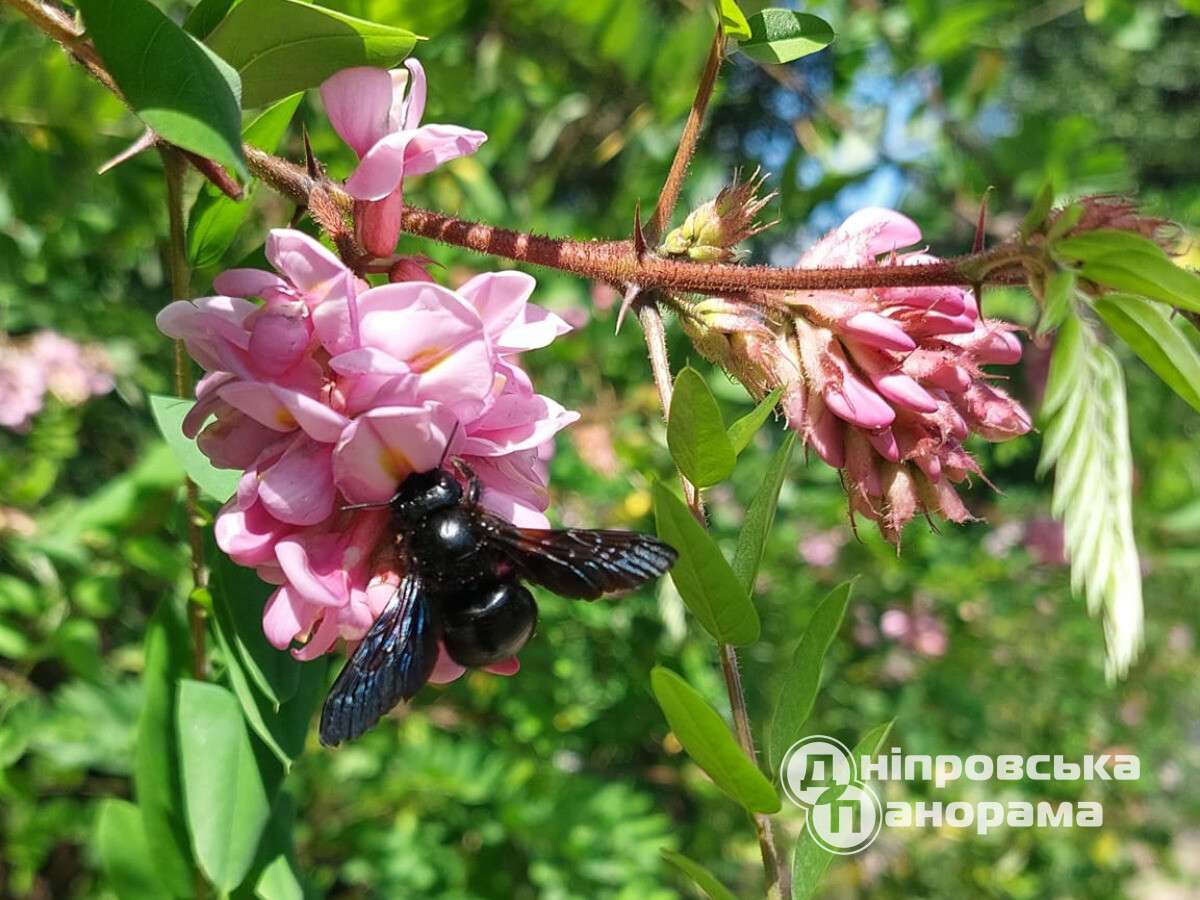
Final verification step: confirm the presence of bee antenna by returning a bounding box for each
[439,421,461,469]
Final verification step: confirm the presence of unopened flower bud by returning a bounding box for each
[659,169,778,263]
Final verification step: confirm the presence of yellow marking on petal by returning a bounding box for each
[379,447,414,481]
[407,344,454,373]
[275,408,298,429]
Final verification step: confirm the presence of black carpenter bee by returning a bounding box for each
[318,460,677,746]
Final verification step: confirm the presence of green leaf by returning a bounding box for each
[206,0,420,108]
[714,0,752,40]
[77,0,247,178]
[660,849,738,900]
[1053,229,1200,313]
[150,394,241,502]
[1094,294,1200,414]
[133,600,195,898]
[668,367,736,488]
[768,581,853,768]
[95,799,169,900]
[653,482,759,646]
[185,0,243,38]
[1019,181,1055,240]
[1037,268,1077,336]
[1046,203,1084,243]
[791,721,893,900]
[726,388,782,455]
[210,547,302,708]
[732,432,795,591]
[739,10,835,64]
[650,667,780,814]
[252,793,306,900]
[1038,316,1143,677]
[188,93,302,269]
[177,680,276,892]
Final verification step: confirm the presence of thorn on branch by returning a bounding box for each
[633,202,647,259]
[615,284,642,335]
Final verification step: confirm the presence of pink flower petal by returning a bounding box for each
[344,131,415,200]
[265,229,349,300]
[320,66,396,158]
[841,312,915,352]
[428,643,467,684]
[214,269,289,299]
[871,372,939,414]
[257,435,336,526]
[276,533,349,607]
[218,381,298,433]
[401,124,487,177]
[263,585,317,650]
[458,271,535,340]
[215,499,293,567]
[332,403,459,504]
[356,190,406,259]
[496,305,573,354]
[399,59,426,131]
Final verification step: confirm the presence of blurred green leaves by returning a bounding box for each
[650,667,780,814]
[661,848,738,900]
[76,0,248,178]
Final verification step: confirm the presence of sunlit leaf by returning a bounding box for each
[177,680,277,892]
[726,387,782,455]
[668,366,736,488]
[206,0,419,108]
[150,394,240,503]
[1053,229,1200,312]
[653,482,759,646]
[77,0,247,177]
[1037,269,1077,336]
[714,0,751,40]
[732,432,795,591]
[767,581,853,768]
[739,10,834,64]
[1019,181,1055,240]
[651,667,780,813]
[1094,294,1200,413]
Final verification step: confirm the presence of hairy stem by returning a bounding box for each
[639,303,789,899]
[161,148,209,682]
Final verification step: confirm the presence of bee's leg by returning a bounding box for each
[453,459,481,506]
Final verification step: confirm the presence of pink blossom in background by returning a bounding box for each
[160,228,575,676]
[797,528,847,567]
[878,604,949,658]
[321,60,487,258]
[0,330,113,431]
[691,207,1031,542]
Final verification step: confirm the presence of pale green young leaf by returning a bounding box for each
[206,0,419,108]
[1053,229,1200,313]
[653,483,760,645]
[668,367,736,487]
[726,387,783,455]
[1094,294,1200,413]
[739,10,835,64]
[651,667,781,813]
[1019,181,1055,240]
[1036,269,1077,336]
[767,581,853,768]
[77,0,247,177]
[714,0,752,40]
[1038,315,1143,677]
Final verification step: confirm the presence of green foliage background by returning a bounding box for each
[1,0,1198,897]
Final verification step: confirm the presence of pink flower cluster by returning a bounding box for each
[0,330,114,431]
[690,208,1031,541]
[158,229,575,669]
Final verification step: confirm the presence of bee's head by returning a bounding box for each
[390,467,463,525]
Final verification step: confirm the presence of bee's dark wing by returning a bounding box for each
[319,573,438,747]
[480,514,677,600]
